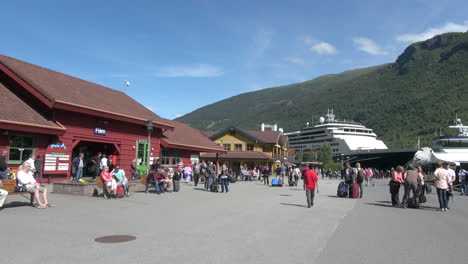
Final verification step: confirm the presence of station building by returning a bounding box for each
[0,55,223,181]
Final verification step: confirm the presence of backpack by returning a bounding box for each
[356,170,364,184]
[116,185,125,198]
[407,197,419,208]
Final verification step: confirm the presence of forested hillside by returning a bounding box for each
[176,32,468,148]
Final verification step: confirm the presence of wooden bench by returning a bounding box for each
[0,179,34,205]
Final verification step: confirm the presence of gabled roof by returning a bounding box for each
[162,120,225,153]
[200,151,275,160]
[0,54,173,130]
[208,126,283,144]
[0,83,65,135]
[201,131,217,138]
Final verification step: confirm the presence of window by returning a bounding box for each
[234,144,242,151]
[171,150,181,166]
[247,144,254,151]
[8,135,35,164]
[224,144,231,151]
[161,148,170,165]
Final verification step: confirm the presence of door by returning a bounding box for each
[136,140,148,175]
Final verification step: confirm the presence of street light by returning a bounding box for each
[341,153,344,168]
[146,120,153,175]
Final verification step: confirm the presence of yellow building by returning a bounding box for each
[200,126,290,173]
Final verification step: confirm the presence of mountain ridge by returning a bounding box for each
[176,32,468,148]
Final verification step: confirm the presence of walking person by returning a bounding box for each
[206,162,215,191]
[34,155,43,185]
[263,166,271,185]
[304,164,319,208]
[356,163,365,198]
[460,168,467,195]
[293,166,301,186]
[401,165,421,208]
[434,162,450,212]
[445,163,456,209]
[193,161,201,187]
[219,165,230,193]
[183,164,192,183]
[173,168,182,192]
[389,166,404,207]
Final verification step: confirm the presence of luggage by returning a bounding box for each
[278,178,283,186]
[173,180,180,192]
[349,183,359,199]
[337,181,348,197]
[407,197,420,208]
[116,185,125,198]
[210,181,219,192]
[271,177,278,186]
[288,179,295,186]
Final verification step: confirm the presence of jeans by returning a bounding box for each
[194,173,200,186]
[119,178,129,195]
[76,167,83,180]
[402,181,419,206]
[206,177,213,190]
[263,175,269,185]
[390,183,401,206]
[461,181,467,194]
[220,178,229,192]
[358,182,364,198]
[0,170,7,179]
[35,171,43,184]
[306,189,315,207]
[437,188,448,209]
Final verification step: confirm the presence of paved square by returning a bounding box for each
[1,179,466,264]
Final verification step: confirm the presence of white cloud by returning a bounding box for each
[396,21,468,42]
[154,64,224,77]
[284,56,305,65]
[352,37,389,55]
[303,36,338,55]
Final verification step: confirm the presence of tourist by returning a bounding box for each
[100,154,108,173]
[112,165,129,197]
[0,150,8,179]
[183,163,192,183]
[364,168,373,187]
[173,167,182,192]
[0,180,8,210]
[33,155,43,185]
[91,152,102,178]
[253,167,260,182]
[101,166,117,197]
[293,166,301,186]
[401,165,421,208]
[130,159,137,179]
[342,162,356,185]
[72,153,85,181]
[355,163,365,198]
[445,163,456,209]
[206,162,216,191]
[263,166,271,185]
[389,166,404,207]
[434,162,450,212]
[280,163,286,183]
[304,164,319,208]
[193,161,201,187]
[17,162,54,208]
[459,168,467,195]
[200,161,207,184]
[219,165,230,193]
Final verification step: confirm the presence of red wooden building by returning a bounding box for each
[0,55,224,181]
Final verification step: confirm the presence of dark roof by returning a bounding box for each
[162,121,225,153]
[246,130,281,144]
[208,126,282,144]
[201,131,217,138]
[200,151,274,160]
[0,83,64,131]
[0,54,172,128]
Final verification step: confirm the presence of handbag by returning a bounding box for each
[419,193,427,204]
[14,185,28,192]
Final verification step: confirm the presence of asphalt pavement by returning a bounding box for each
[1,178,466,264]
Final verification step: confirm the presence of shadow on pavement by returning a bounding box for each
[289,188,304,191]
[194,188,208,192]
[5,201,33,208]
[327,195,346,199]
[365,202,440,211]
[280,194,292,197]
[280,202,308,208]
[364,202,394,208]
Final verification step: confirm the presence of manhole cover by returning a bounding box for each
[95,235,136,243]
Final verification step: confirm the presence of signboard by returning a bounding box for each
[43,142,71,174]
[94,128,107,136]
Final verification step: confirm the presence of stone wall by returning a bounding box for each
[53,180,146,196]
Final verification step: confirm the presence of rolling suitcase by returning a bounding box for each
[349,183,359,199]
[337,182,348,197]
[271,177,279,186]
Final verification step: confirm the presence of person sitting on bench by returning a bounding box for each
[17,162,54,209]
[101,166,117,196]
[112,165,129,197]
[0,180,8,210]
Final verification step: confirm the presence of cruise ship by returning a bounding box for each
[285,110,416,168]
[285,110,387,154]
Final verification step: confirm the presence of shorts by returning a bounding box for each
[27,186,46,193]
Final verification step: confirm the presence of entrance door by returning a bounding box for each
[136,140,148,175]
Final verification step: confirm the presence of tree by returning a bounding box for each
[318,144,333,164]
[295,151,303,162]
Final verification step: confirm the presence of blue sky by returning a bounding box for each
[2,0,468,119]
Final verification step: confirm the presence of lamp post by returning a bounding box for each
[146,120,153,175]
[341,153,344,168]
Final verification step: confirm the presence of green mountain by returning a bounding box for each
[176,32,468,148]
